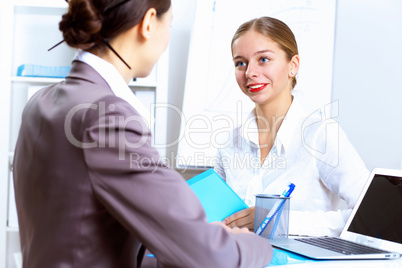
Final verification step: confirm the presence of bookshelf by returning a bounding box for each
[0,1,168,267]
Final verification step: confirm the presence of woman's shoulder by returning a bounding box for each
[296,99,342,136]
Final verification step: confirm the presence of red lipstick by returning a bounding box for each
[248,83,267,93]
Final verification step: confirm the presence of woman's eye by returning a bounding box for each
[235,61,246,67]
[260,57,269,63]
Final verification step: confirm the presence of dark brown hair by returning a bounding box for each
[59,0,171,51]
[231,17,299,89]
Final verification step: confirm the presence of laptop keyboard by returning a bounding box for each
[295,237,390,255]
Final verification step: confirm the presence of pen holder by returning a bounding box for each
[254,194,290,240]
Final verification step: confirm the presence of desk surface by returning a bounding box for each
[268,248,402,267]
[273,258,402,267]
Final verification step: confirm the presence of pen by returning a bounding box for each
[269,201,285,239]
[270,183,296,238]
[255,183,295,236]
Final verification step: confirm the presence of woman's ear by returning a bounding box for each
[289,55,300,77]
[140,8,157,40]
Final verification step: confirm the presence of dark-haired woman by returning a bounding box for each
[13,1,272,267]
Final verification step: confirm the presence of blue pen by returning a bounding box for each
[269,203,285,239]
[269,183,296,238]
[255,183,295,236]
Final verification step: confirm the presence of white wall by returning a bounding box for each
[332,0,402,171]
[168,0,402,173]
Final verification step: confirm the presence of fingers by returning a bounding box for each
[224,206,255,225]
[223,206,256,231]
[224,210,247,225]
[227,216,254,230]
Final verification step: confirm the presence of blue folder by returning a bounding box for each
[17,64,71,78]
[187,169,248,222]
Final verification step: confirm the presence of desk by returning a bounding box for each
[272,258,402,267]
[268,248,402,267]
[144,249,401,267]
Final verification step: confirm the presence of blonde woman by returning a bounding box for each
[215,17,369,237]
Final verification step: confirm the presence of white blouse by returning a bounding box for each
[214,92,370,236]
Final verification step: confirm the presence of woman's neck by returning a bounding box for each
[255,91,293,165]
[255,91,293,133]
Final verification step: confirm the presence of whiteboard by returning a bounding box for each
[177,0,336,168]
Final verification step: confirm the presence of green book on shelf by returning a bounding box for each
[187,169,248,222]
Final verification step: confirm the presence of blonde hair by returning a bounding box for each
[231,17,299,89]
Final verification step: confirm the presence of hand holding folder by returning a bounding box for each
[187,169,248,222]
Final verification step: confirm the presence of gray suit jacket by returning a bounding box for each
[13,60,272,268]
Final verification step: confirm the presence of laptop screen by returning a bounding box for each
[347,174,402,244]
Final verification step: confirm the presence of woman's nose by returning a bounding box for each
[245,63,259,79]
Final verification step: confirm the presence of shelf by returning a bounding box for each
[14,0,68,9]
[5,227,18,233]
[11,76,64,84]
[12,76,157,88]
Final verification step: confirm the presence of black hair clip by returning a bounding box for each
[48,40,65,51]
[48,39,131,70]
[102,39,131,69]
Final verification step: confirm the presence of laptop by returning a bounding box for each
[269,168,402,260]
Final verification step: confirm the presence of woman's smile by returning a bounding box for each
[247,83,267,93]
